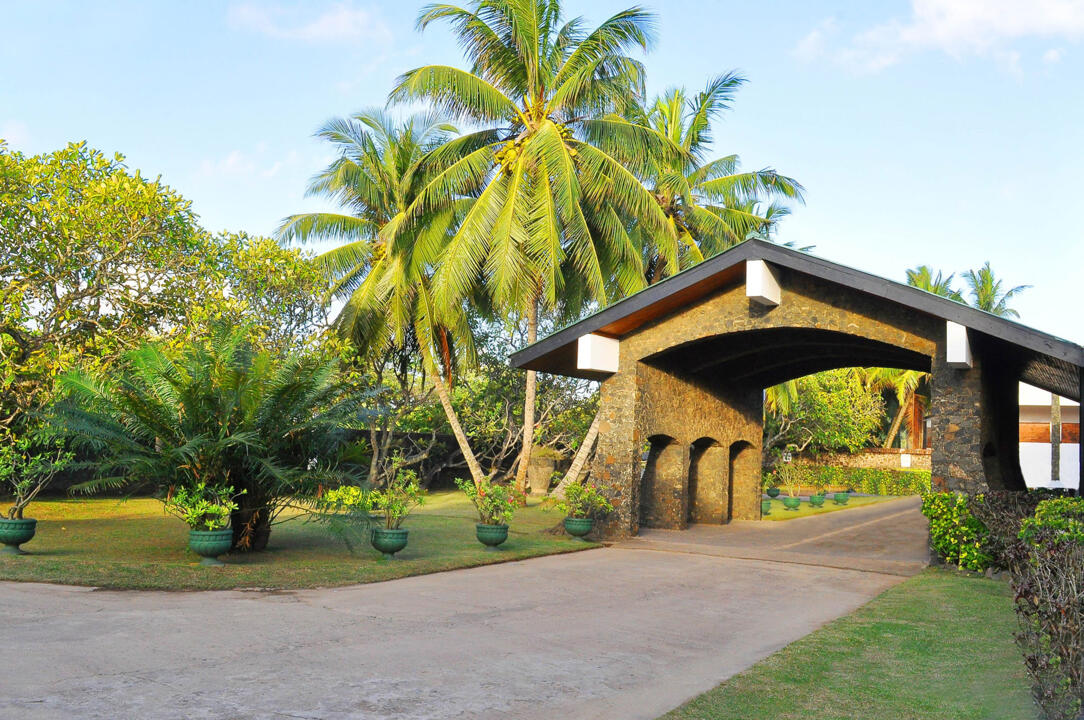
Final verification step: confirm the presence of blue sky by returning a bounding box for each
[3,0,1082,342]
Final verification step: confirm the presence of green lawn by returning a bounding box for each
[761,494,901,521]
[660,568,1034,720]
[0,492,596,590]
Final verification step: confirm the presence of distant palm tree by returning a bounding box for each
[390,0,681,495]
[275,110,489,487]
[629,74,804,282]
[859,367,925,448]
[905,265,965,302]
[963,262,1030,318]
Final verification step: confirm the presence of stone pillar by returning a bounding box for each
[590,370,641,538]
[930,336,1025,493]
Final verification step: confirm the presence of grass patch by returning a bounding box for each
[761,494,901,521]
[0,492,595,590]
[660,568,1034,720]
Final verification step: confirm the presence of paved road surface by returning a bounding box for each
[1,497,926,719]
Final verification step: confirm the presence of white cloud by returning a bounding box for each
[793,18,838,63]
[1043,47,1065,63]
[200,149,256,177]
[228,2,392,44]
[0,121,30,149]
[799,0,1084,73]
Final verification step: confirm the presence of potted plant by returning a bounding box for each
[457,478,521,550]
[0,425,72,555]
[761,498,772,516]
[808,473,827,508]
[833,492,850,505]
[762,472,780,499]
[778,464,802,511]
[550,482,614,540]
[369,469,425,559]
[162,482,241,566]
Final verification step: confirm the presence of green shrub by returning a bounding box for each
[551,482,614,520]
[456,477,521,526]
[1008,497,1084,719]
[792,465,931,496]
[162,482,240,531]
[921,491,990,571]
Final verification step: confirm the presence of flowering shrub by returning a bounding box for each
[456,478,521,526]
[921,491,990,571]
[162,483,241,531]
[552,482,614,519]
[370,469,425,530]
[319,485,372,514]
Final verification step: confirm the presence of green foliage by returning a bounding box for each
[790,465,931,496]
[0,141,207,437]
[53,325,366,549]
[776,462,802,498]
[0,422,73,519]
[162,482,240,531]
[456,477,521,526]
[551,482,614,520]
[1006,497,1084,719]
[370,468,425,530]
[1020,498,1084,546]
[764,369,885,457]
[319,486,373,514]
[921,492,990,571]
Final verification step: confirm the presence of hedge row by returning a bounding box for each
[787,465,931,496]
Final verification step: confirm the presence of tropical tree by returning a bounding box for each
[858,367,926,448]
[55,326,365,551]
[963,261,1030,318]
[275,110,490,488]
[389,0,684,496]
[629,74,804,282]
[905,265,964,301]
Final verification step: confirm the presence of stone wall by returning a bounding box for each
[796,448,932,472]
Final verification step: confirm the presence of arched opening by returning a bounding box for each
[688,437,727,524]
[640,434,684,528]
[728,440,758,520]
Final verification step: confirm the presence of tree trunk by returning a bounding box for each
[1051,395,1061,483]
[422,341,486,488]
[551,411,600,499]
[231,490,272,552]
[882,390,913,449]
[513,294,539,499]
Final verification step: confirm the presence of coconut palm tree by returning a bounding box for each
[858,367,926,448]
[276,110,489,487]
[905,265,965,302]
[963,262,1030,318]
[389,0,682,495]
[629,74,805,282]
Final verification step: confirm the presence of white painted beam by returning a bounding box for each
[576,333,619,374]
[946,321,973,369]
[746,259,781,306]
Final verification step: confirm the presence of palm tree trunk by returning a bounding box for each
[513,294,538,498]
[1051,395,1061,483]
[550,411,600,499]
[882,390,913,449]
[421,342,486,488]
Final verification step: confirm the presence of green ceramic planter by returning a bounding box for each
[766,488,781,498]
[188,528,233,566]
[371,527,409,559]
[833,492,850,505]
[760,499,772,516]
[476,523,509,550]
[782,496,801,511]
[809,494,826,508]
[0,518,37,555]
[563,516,594,540]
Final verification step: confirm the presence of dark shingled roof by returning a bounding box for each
[509,239,1084,401]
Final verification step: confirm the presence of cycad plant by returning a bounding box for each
[391,0,682,495]
[55,326,365,550]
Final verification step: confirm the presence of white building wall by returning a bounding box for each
[1019,383,1080,490]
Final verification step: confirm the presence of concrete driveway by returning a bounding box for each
[1,498,927,720]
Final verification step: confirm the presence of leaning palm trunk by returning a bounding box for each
[551,412,600,499]
[513,296,539,499]
[421,340,486,488]
[882,389,913,448]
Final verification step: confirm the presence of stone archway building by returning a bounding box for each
[511,240,1084,539]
